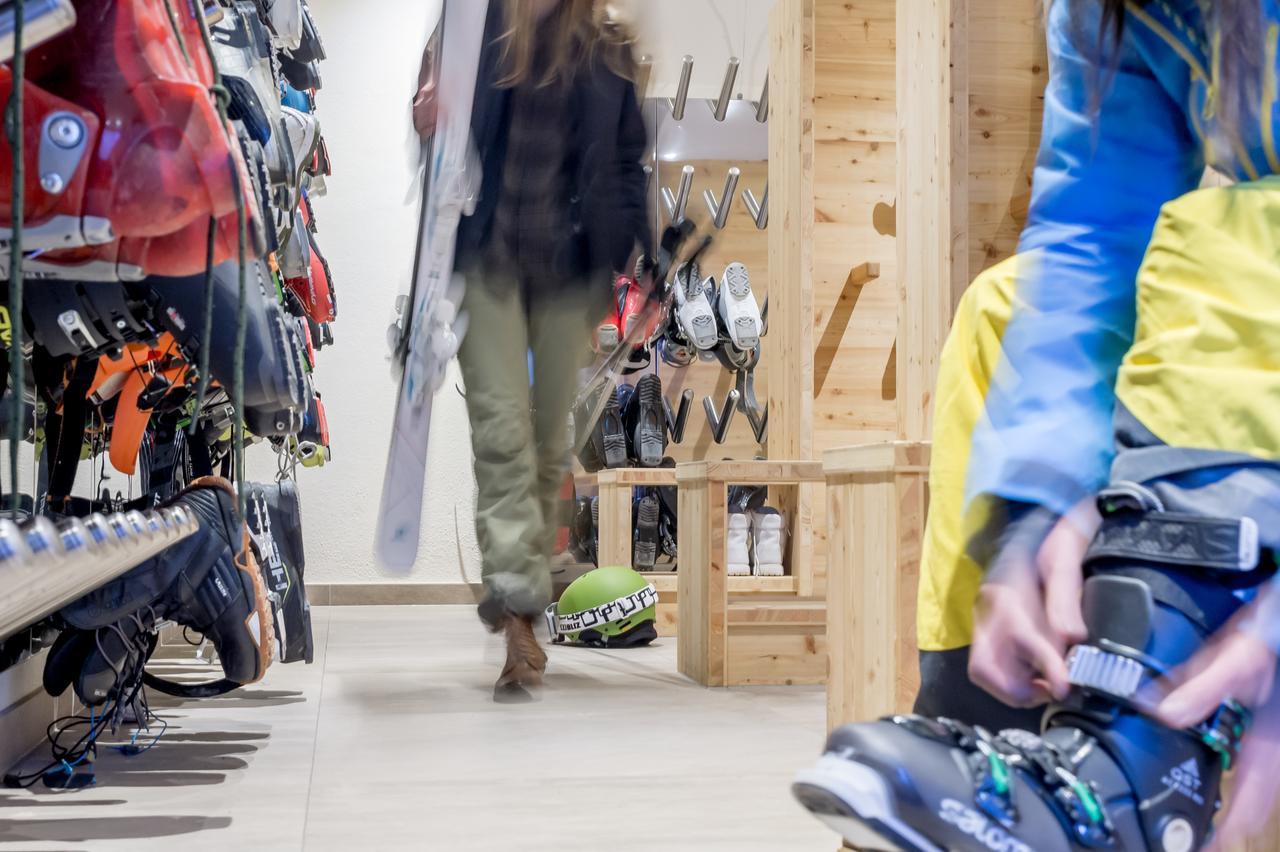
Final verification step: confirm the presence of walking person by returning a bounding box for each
[413,0,649,696]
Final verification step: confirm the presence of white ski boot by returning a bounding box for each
[750,508,786,576]
[718,262,762,351]
[674,263,718,351]
[727,511,751,576]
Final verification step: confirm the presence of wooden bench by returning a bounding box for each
[676,460,826,686]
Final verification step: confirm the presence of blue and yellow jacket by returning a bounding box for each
[925,0,1280,650]
[967,0,1280,536]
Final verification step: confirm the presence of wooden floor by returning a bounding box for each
[0,606,835,851]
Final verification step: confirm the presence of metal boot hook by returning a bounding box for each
[742,182,768,230]
[668,55,693,120]
[664,389,694,444]
[662,165,695,224]
[704,167,740,229]
[709,57,740,121]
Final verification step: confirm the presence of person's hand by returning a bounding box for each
[969,498,1100,707]
[412,80,438,141]
[1152,608,1280,849]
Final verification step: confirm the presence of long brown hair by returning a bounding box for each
[496,0,635,89]
[1092,0,1262,136]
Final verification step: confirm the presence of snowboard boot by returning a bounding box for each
[246,480,314,666]
[727,511,751,576]
[793,489,1261,852]
[628,374,667,467]
[717,262,762,351]
[674,261,717,350]
[633,494,660,571]
[749,507,786,576]
[51,478,276,705]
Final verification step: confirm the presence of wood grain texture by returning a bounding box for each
[896,0,967,442]
[825,442,931,729]
[966,1,1046,285]
[677,474,711,683]
[596,473,634,569]
[676,459,828,686]
[767,0,815,462]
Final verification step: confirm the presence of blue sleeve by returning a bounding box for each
[965,3,1203,529]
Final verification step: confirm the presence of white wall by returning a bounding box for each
[619,0,772,102]
[288,0,480,585]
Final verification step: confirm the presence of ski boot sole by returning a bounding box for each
[634,375,666,467]
[634,497,660,570]
[719,262,761,350]
[793,756,941,852]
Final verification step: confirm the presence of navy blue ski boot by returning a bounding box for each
[794,492,1261,851]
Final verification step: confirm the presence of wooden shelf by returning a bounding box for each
[597,468,678,487]
[676,459,827,686]
[643,573,797,596]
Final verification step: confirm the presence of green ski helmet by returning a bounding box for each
[545,565,659,648]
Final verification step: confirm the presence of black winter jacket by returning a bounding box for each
[454,3,651,280]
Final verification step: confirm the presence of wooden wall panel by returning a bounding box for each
[811,0,898,455]
[966,1,1046,285]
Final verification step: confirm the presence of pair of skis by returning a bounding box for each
[375,0,710,571]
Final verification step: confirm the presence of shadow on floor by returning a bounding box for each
[0,814,232,844]
[148,688,306,710]
[5,727,264,797]
[0,794,128,809]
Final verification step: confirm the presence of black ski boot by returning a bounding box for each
[593,385,628,469]
[627,374,667,467]
[794,492,1259,852]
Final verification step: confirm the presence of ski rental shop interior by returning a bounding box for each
[1,1,1270,851]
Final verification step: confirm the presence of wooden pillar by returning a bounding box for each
[825,442,930,729]
[766,0,814,463]
[896,0,968,441]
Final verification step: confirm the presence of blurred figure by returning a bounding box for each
[414,0,649,697]
[795,3,1280,850]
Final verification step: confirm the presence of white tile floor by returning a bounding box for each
[0,606,837,851]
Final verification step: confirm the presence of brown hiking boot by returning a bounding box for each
[496,614,548,691]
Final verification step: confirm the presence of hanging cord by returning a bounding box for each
[187,216,219,438]
[190,2,249,518]
[6,0,24,515]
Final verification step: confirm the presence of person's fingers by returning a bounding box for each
[1038,503,1097,647]
[971,620,1060,707]
[969,630,1028,707]
[1041,550,1087,646]
[1025,628,1072,701]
